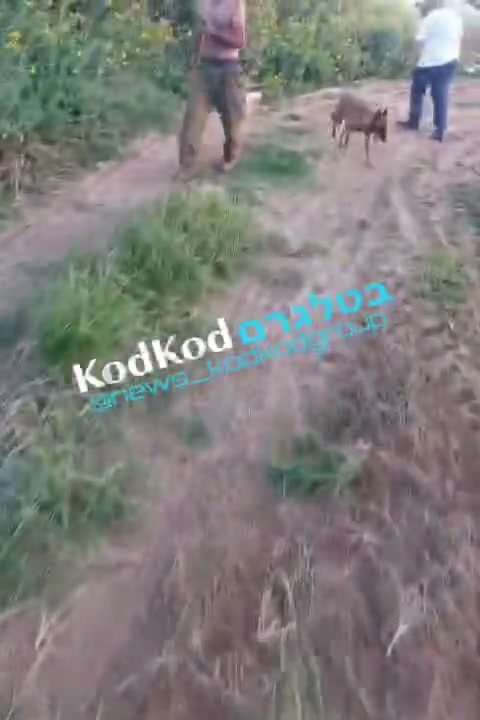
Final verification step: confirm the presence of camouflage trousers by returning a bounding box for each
[178,59,247,168]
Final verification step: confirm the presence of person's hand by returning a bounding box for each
[190,24,205,69]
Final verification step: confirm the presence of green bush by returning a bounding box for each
[254,18,336,90]
[147,0,195,28]
[0,0,187,195]
[247,0,416,91]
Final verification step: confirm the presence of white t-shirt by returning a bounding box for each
[416,8,463,68]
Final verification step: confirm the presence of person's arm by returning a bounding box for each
[415,15,430,47]
[190,19,206,68]
[411,13,431,64]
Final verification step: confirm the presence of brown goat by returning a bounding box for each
[330,92,388,166]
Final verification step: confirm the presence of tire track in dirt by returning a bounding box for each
[315,86,480,435]
[383,132,480,430]
[197,79,480,460]
[162,85,458,493]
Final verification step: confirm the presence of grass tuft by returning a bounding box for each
[35,189,258,380]
[0,4,185,202]
[420,249,468,310]
[267,433,358,498]
[454,184,480,234]
[0,392,132,607]
[37,258,148,383]
[233,142,312,186]
[181,412,212,448]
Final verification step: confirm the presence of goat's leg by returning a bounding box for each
[331,116,337,139]
[364,133,372,166]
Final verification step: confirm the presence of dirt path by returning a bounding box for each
[2,80,480,720]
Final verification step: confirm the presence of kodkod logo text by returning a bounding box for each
[73,281,394,413]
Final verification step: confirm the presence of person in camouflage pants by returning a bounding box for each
[178,0,247,174]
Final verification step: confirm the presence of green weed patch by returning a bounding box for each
[419,249,468,310]
[36,189,257,380]
[233,142,312,186]
[0,393,132,607]
[267,433,358,498]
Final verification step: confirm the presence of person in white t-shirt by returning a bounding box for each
[397,0,463,142]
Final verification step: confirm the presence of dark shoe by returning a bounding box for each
[396,119,419,131]
[429,129,443,143]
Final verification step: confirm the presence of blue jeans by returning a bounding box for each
[408,60,457,136]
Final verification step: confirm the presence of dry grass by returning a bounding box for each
[7,319,480,720]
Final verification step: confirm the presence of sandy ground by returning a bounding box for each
[1,79,480,720]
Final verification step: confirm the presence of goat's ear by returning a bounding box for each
[382,108,388,116]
